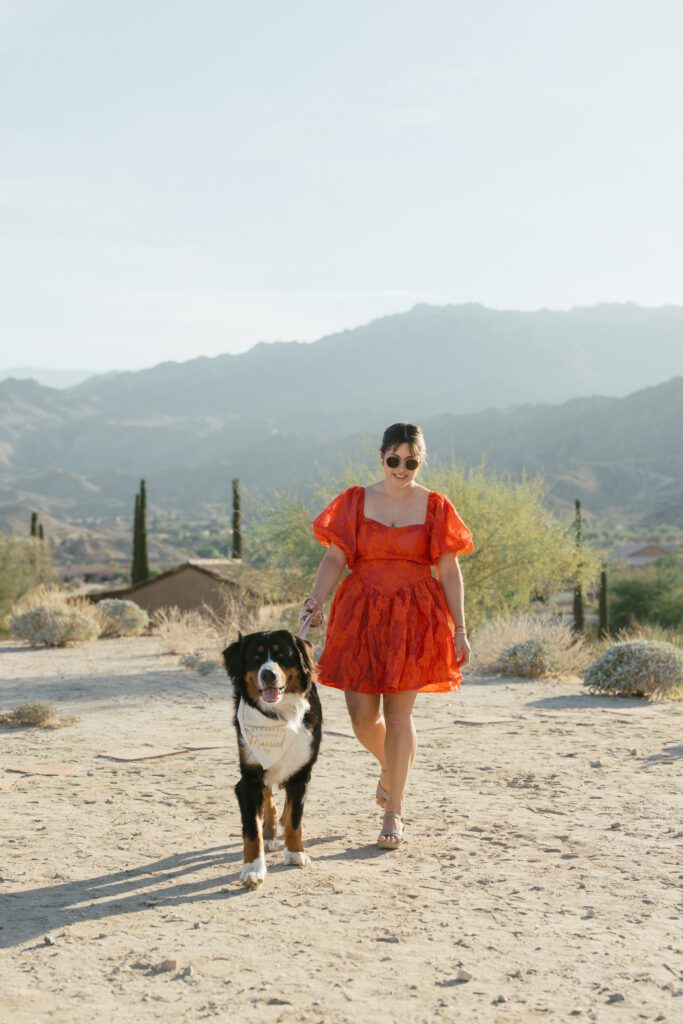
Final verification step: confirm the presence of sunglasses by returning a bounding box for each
[384,454,421,471]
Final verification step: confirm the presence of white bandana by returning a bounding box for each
[237,699,298,769]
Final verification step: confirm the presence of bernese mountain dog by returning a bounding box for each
[222,629,322,889]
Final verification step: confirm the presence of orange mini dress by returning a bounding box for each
[312,485,474,695]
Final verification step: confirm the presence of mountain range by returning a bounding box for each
[1,303,682,549]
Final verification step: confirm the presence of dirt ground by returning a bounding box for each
[1,636,681,1023]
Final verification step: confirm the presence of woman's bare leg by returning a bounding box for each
[379,691,418,843]
[344,692,387,792]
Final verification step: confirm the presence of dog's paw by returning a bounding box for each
[239,856,267,889]
[263,837,279,853]
[283,849,310,868]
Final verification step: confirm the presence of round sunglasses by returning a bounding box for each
[384,454,421,471]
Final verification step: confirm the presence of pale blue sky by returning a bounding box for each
[1,0,682,370]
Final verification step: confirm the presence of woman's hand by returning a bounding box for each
[300,596,324,628]
[454,629,471,667]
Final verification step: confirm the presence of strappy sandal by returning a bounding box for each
[377,811,405,850]
[375,778,389,808]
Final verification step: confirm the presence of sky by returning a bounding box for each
[1,0,682,371]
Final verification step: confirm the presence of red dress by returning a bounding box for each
[312,486,474,695]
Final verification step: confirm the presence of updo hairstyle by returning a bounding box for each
[379,423,427,465]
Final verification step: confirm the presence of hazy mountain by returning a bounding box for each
[1,304,682,532]
[0,367,96,389]
[69,303,683,433]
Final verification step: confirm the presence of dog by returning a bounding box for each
[222,629,322,889]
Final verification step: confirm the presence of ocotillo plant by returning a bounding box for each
[598,563,609,640]
[232,478,242,559]
[572,499,585,634]
[38,523,44,541]
[30,512,38,537]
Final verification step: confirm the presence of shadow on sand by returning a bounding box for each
[0,834,359,950]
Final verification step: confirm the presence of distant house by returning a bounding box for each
[90,559,255,617]
[607,542,678,569]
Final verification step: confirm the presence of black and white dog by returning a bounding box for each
[222,629,322,889]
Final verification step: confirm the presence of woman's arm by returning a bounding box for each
[437,554,471,666]
[300,543,347,626]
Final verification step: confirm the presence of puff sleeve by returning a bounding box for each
[429,493,474,564]
[312,486,359,567]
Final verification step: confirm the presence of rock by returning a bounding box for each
[492,995,507,1005]
[43,935,56,946]
[179,966,195,979]
[158,959,179,973]
[606,993,625,1004]
[609,822,622,830]
[590,760,603,768]
[267,998,291,1006]
[376,935,400,943]
[454,968,472,983]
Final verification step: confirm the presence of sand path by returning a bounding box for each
[1,637,681,1023]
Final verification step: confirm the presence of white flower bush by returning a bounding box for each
[583,640,683,701]
[96,599,149,638]
[12,603,100,647]
[495,637,558,678]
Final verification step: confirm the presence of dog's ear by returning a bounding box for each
[222,634,244,681]
[292,635,317,683]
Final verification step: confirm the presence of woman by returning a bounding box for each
[300,422,473,849]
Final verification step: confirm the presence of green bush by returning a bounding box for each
[96,599,149,638]
[12,603,100,647]
[583,640,683,701]
[609,556,683,631]
[0,535,55,628]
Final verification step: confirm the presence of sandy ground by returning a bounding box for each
[0,635,682,1024]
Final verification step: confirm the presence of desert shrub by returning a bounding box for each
[495,638,557,678]
[472,614,593,677]
[96,599,149,638]
[11,603,100,647]
[246,459,602,630]
[0,535,55,628]
[609,556,683,631]
[583,640,683,701]
[0,701,77,729]
[151,607,217,655]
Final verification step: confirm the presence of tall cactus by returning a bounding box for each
[131,481,150,584]
[131,492,141,583]
[232,478,242,559]
[598,563,609,640]
[30,512,38,537]
[138,480,149,581]
[572,499,585,634]
[38,523,44,541]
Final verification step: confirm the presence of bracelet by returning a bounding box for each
[302,596,323,611]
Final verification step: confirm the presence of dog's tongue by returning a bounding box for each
[261,686,281,703]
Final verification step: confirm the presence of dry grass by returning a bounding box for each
[151,607,216,655]
[615,623,683,649]
[472,614,594,678]
[0,701,78,729]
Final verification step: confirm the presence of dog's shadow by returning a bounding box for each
[0,835,368,950]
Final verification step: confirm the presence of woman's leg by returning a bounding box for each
[344,692,387,788]
[379,691,418,842]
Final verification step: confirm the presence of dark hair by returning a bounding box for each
[379,423,427,462]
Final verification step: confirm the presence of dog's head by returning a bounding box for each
[222,629,317,708]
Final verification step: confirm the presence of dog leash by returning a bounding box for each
[296,610,316,641]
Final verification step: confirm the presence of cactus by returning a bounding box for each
[572,499,585,634]
[30,512,38,537]
[232,478,242,559]
[598,564,609,640]
[131,482,150,585]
